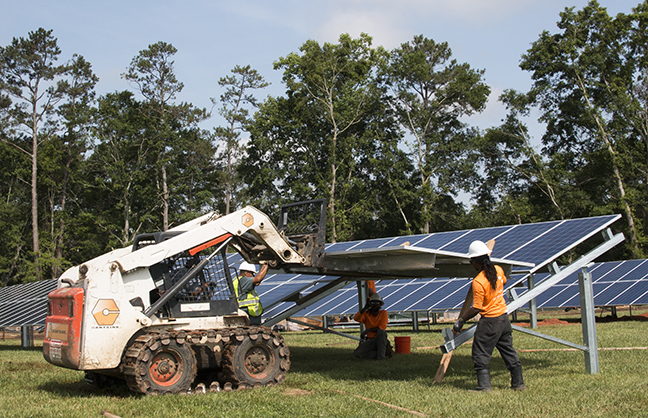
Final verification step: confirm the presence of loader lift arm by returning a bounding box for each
[112,200,327,273]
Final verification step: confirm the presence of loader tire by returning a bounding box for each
[221,328,290,388]
[123,333,197,395]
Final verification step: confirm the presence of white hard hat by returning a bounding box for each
[239,261,258,274]
[468,240,491,258]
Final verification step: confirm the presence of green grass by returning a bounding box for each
[1,310,647,418]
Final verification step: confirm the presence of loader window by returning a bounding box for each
[151,248,238,318]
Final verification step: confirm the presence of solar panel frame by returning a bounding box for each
[0,279,57,327]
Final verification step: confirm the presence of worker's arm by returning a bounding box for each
[453,278,485,333]
[252,264,269,286]
[460,307,480,324]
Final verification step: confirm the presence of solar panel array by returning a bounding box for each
[0,214,630,327]
[0,279,57,327]
[260,256,648,317]
[257,215,625,318]
[513,259,648,308]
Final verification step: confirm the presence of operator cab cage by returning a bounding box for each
[132,231,238,319]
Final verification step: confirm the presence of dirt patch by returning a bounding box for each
[537,318,570,326]
[284,388,313,396]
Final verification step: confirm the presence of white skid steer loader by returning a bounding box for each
[43,200,326,395]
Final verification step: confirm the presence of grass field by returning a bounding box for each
[1,309,647,418]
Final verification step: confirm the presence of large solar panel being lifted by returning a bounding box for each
[324,214,619,272]
[257,215,621,318]
[0,279,57,327]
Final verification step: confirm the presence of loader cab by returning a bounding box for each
[131,230,239,320]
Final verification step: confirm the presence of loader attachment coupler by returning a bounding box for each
[277,199,326,268]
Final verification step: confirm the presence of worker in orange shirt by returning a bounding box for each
[353,293,390,360]
[452,240,525,391]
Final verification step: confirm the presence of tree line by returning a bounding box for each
[1,0,646,285]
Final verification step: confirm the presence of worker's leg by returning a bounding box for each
[471,317,498,391]
[472,317,498,371]
[494,316,525,390]
[494,318,521,370]
[375,329,388,359]
[354,338,378,359]
[248,314,262,326]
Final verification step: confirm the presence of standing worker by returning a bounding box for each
[353,293,391,360]
[234,261,268,326]
[452,240,525,391]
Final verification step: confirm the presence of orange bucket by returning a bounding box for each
[394,336,411,354]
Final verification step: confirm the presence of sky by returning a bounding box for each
[1,0,644,143]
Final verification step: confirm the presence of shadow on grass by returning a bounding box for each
[287,344,551,390]
[39,378,136,399]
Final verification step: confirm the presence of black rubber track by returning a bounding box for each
[220,327,291,389]
[121,327,290,394]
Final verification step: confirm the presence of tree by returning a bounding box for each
[212,65,269,214]
[474,89,569,225]
[386,35,490,233]
[122,41,208,231]
[44,54,98,277]
[241,34,393,242]
[86,91,156,249]
[520,1,648,257]
[0,28,68,279]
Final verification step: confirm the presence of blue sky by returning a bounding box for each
[1,0,643,141]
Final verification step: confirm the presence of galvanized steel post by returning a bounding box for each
[579,267,599,374]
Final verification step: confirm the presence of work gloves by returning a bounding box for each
[452,317,465,334]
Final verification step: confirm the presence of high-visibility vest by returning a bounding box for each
[232,275,263,317]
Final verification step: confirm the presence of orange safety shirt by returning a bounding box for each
[471,264,508,318]
[353,310,388,339]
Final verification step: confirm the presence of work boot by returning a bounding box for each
[470,369,492,392]
[510,366,526,391]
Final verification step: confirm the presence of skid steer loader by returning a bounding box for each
[43,200,326,395]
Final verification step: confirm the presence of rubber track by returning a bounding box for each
[122,326,289,394]
[220,326,291,390]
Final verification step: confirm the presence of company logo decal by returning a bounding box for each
[242,213,254,227]
[92,299,120,326]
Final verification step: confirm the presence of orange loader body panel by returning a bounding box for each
[43,287,84,369]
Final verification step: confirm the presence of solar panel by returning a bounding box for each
[510,259,648,308]
[0,279,57,327]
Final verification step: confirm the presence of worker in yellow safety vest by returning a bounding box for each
[233,261,268,326]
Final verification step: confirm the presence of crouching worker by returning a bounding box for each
[353,293,391,360]
[453,240,525,391]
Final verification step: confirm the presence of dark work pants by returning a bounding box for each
[472,314,521,371]
[244,307,262,326]
[354,329,388,359]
